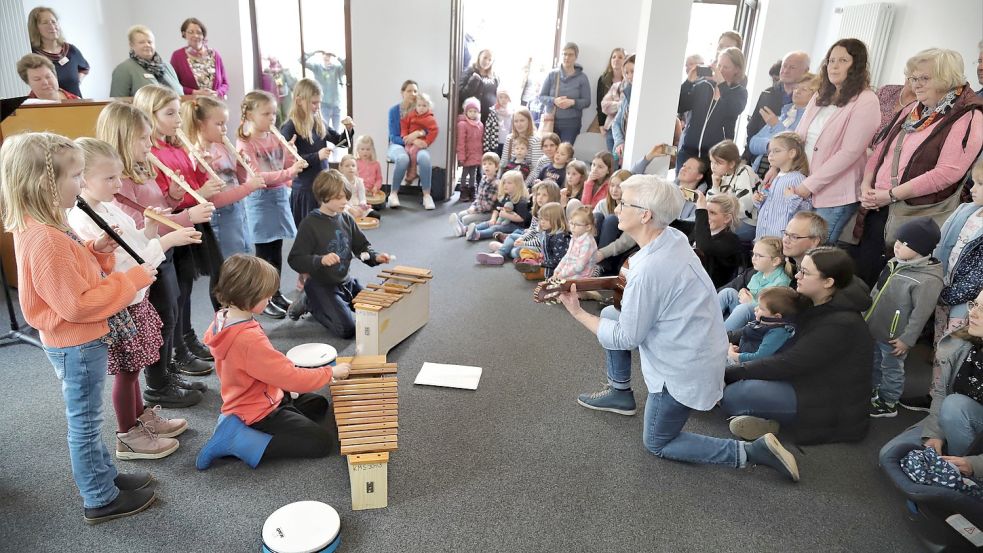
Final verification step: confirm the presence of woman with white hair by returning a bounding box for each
[558,174,800,482]
[855,48,983,286]
[110,25,182,97]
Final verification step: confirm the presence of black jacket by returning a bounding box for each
[742,85,787,161]
[725,277,874,445]
[675,209,741,288]
[677,79,748,158]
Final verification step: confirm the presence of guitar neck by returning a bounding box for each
[559,276,620,293]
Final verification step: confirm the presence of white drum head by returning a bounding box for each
[262,501,340,553]
[287,343,338,368]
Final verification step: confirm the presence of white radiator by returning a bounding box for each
[834,3,895,88]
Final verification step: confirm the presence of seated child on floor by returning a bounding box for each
[717,237,791,332]
[355,135,383,197]
[727,286,803,365]
[338,154,379,219]
[484,179,562,262]
[464,170,531,241]
[286,169,393,337]
[198,254,352,470]
[450,151,500,234]
[553,206,598,280]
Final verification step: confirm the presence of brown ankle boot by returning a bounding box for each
[116,421,179,460]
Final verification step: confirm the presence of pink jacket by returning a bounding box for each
[795,89,880,208]
[456,114,484,166]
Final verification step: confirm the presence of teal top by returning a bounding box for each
[747,268,792,304]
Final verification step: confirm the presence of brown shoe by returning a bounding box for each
[116,421,179,460]
[138,405,188,438]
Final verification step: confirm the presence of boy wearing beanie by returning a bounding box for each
[866,217,945,417]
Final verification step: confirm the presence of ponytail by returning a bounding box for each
[238,90,277,141]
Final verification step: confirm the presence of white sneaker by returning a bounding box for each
[422,195,435,210]
[388,193,400,208]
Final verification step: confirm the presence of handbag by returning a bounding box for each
[538,70,560,135]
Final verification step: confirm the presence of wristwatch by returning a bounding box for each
[888,189,898,203]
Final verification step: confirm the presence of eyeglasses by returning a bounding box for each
[617,200,649,212]
[782,231,816,241]
[569,222,589,227]
[907,76,932,86]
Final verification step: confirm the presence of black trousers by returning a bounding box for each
[145,254,178,389]
[251,393,337,461]
[851,207,890,288]
[254,239,283,275]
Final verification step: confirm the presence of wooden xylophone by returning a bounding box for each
[354,266,433,356]
[330,355,398,510]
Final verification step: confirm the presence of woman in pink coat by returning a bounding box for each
[456,96,485,201]
[782,38,881,243]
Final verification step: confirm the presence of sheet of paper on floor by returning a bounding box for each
[414,362,482,390]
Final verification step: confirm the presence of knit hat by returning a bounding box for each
[463,97,481,113]
[895,217,941,256]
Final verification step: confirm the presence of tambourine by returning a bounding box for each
[355,217,380,230]
[286,343,338,368]
[261,501,340,553]
[366,190,387,206]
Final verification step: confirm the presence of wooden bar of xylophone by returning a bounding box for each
[354,266,432,356]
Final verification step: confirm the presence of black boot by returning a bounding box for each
[142,381,203,408]
[458,185,474,203]
[183,330,213,361]
[262,302,286,319]
[173,349,213,376]
[84,488,156,524]
[167,363,208,392]
[270,291,291,311]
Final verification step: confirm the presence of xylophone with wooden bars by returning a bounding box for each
[330,355,399,510]
[354,266,433,356]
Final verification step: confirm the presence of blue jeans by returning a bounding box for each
[720,379,798,426]
[872,340,908,404]
[474,221,520,240]
[554,118,582,145]
[497,229,524,258]
[938,394,983,455]
[717,288,756,332]
[644,386,742,467]
[43,339,119,509]
[736,221,756,242]
[304,277,363,339]
[387,143,432,194]
[815,203,859,244]
[321,103,341,131]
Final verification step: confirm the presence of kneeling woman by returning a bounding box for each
[197,255,351,469]
[723,247,874,445]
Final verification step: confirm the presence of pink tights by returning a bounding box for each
[112,371,145,433]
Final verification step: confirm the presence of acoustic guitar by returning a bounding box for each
[532,258,630,309]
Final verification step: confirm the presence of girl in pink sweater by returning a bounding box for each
[355,135,383,196]
[554,206,599,280]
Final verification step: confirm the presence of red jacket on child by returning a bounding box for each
[204,311,335,425]
[456,114,484,166]
[400,111,439,146]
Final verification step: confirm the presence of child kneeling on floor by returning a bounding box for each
[197,254,353,470]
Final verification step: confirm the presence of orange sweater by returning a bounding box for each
[13,218,154,348]
[204,311,334,425]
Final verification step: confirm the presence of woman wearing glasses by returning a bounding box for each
[169,18,230,99]
[854,48,983,287]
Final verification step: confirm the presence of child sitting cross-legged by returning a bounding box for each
[483,180,562,264]
[481,200,569,273]
[286,169,394,333]
[450,151,500,235]
[465,170,531,241]
[727,286,804,365]
[553,206,599,280]
[197,254,353,470]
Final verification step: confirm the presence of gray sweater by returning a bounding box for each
[922,334,983,476]
[539,64,592,121]
[864,256,944,346]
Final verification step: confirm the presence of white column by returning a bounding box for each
[623,0,692,175]
[0,0,31,98]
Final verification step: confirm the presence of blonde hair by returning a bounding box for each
[531,179,561,217]
[708,194,740,232]
[27,7,62,50]
[127,25,153,46]
[1,132,82,232]
[339,153,358,175]
[511,108,535,141]
[755,236,792,277]
[498,170,529,203]
[354,135,377,162]
[237,90,277,141]
[96,101,156,184]
[556,142,575,162]
[75,137,121,176]
[538,202,567,234]
[16,54,56,84]
[289,78,327,142]
[416,92,433,110]
[132,84,181,147]
[180,96,226,147]
[313,169,350,203]
[717,47,746,84]
[214,254,281,310]
[569,206,595,235]
[905,48,967,93]
[769,131,810,176]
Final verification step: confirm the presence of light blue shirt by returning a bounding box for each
[597,227,728,410]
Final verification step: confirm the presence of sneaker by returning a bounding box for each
[899,394,932,412]
[465,223,479,241]
[577,386,637,415]
[744,433,799,482]
[166,365,208,392]
[83,488,156,524]
[116,421,180,460]
[143,383,203,409]
[287,291,308,321]
[173,352,213,376]
[476,252,505,265]
[139,405,188,438]
[870,398,899,418]
[388,193,401,208]
[422,195,435,210]
[114,472,155,491]
[729,415,780,441]
[183,330,213,361]
[448,213,466,237]
[270,292,292,311]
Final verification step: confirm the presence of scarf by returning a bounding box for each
[129,50,166,80]
[901,85,963,133]
[64,229,138,346]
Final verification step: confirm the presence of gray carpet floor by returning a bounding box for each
[0,193,928,552]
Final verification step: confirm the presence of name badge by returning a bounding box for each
[143,73,155,80]
[58,57,69,66]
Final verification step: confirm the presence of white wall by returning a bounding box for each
[349,0,451,168]
[812,0,982,88]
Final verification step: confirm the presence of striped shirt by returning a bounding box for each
[754,170,809,241]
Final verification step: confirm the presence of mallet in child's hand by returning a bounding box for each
[113,194,184,231]
[147,153,208,204]
[361,252,395,262]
